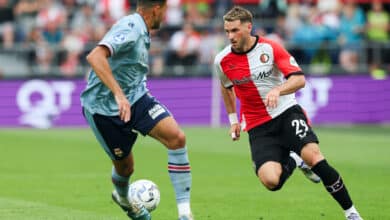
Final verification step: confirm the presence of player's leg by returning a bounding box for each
[249,124,296,191]
[132,94,193,219]
[289,151,321,183]
[148,116,193,220]
[301,143,363,220]
[83,108,150,220]
[283,105,362,219]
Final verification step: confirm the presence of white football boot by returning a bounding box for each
[290,151,321,183]
[112,190,151,220]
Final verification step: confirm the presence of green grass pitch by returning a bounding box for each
[0,126,389,220]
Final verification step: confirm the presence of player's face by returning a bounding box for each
[224,20,252,52]
[151,3,167,30]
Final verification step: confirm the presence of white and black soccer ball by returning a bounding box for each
[128,179,160,212]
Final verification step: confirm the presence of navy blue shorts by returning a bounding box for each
[248,105,319,174]
[83,93,171,160]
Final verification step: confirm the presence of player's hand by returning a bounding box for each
[230,123,241,141]
[115,94,131,122]
[265,88,280,109]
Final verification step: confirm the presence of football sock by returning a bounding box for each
[111,167,130,198]
[311,160,353,210]
[272,156,296,191]
[168,147,192,215]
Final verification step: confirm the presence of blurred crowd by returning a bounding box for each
[0,0,389,79]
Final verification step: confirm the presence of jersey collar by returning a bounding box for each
[231,35,259,55]
[134,12,150,36]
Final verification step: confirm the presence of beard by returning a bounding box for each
[151,19,162,30]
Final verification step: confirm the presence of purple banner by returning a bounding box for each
[0,76,389,128]
[296,76,390,124]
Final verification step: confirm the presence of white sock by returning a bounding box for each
[178,202,191,216]
[344,205,359,217]
[289,151,303,167]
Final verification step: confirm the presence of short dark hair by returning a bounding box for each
[137,0,167,7]
[223,6,253,23]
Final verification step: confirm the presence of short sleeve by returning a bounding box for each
[214,60,233,88]
[271,40,302,78]
[98,24,139,56]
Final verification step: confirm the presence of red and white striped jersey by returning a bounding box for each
[214,36,303,131]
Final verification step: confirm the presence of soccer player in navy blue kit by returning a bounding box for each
[81,1,193,219]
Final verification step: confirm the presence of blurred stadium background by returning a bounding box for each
[0,0,390,219]
[0,0,389,128]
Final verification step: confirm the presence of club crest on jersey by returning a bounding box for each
[113,32,126,43]
[260,53,270,63]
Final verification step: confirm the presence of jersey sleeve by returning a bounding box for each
[98,23,139,56]
[214,58,233,88]
[271,40,302,78]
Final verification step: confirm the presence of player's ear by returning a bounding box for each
[247,22,252,31]
[152,4,161,17]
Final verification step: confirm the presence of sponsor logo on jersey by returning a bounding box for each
[232,68,274,85]
[232,76,251,85]
[260,53,270,63]
[148,104,166,119]
[251,68,273,80]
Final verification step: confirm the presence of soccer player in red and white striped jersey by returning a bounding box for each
[214,6,363,220]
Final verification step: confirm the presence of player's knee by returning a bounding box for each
[259,176,280,191]
[168,130,186,149]
[301,143,325,167]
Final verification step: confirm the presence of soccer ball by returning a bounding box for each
[128,179,160,212]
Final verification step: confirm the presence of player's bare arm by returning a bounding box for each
[220,84,241,141]
[86,46,131,122]
[265,74,306,109]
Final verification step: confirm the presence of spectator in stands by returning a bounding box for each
[284,3,303,39]
[26,26,54,75]
[33,0,67,74]
[62,0,78,23]
[96,0,130,27]
[165,0,184,26]
[165,22,201,75]
[14,0,40,42]
[366,0,390,75]
[182,0,211,26]
[258,0,288,18]
[289,5,325,65]
[36,0,66,45]
[0,0,15,48]
[71,1,104,43]
[198,26,227,75]
[338,1,365,73]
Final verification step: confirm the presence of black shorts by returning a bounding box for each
[83,93,171,160]
[248,105,319,174]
